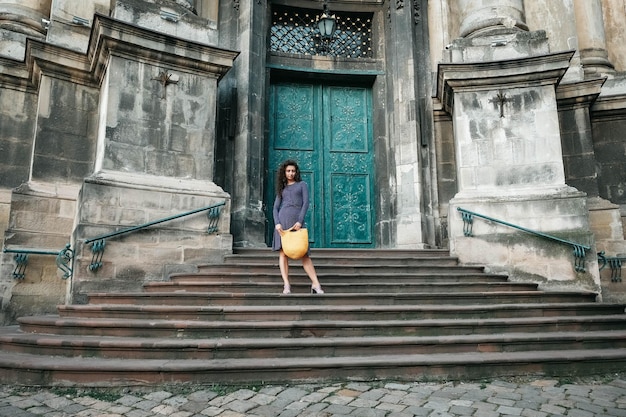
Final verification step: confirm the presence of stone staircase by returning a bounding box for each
[0,248,625,387]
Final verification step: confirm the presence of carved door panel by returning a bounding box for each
[267,82,374,248]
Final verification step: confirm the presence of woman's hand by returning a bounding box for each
[293,222,302,230]
[275,224,283,232]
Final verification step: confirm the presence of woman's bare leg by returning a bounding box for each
[279,250,290,293]
[302,255,323,292]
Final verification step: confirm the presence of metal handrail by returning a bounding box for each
[457,207,591,272]
[597,251,624,282]
[3,243,74,280]
[84,201,225,272]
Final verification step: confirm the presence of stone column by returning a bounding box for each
[0,0,51,59]
[573,0,614,77]
[458,0,528,38]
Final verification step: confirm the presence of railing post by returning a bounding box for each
[460,210,474,237]
[88,240,106,272]
[12,253,28,280]
[3,245,74,280]
[206,205,222,234]
[572,244,587,272]
[608,258,622,282]
[56,243,75,279]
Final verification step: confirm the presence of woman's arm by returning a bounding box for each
[297,182,310,225]
[273,195,282,230]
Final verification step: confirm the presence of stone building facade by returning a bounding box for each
[0,0,625,324]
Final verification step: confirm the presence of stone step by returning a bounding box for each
[1,349,625,387]
[223,254,461,267]
[0,247,623,387]
[55,302,626,321]
[196,263,488,274]
[143,281,539,294]
[85,290,598,306]
[169,271,510,283]
[1,327,625,360]
[16,315,626,339]
[231,248,453,259]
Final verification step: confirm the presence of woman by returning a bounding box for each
[272,160,324,294]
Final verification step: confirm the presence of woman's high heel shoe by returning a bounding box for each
[311,285,324,294]
[282,285,291,294]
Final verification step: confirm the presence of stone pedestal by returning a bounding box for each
[67,14,237,301]
[438,44,601,294]
[71,172,232,303]
[0,182,79,324]
[0,13,238,313]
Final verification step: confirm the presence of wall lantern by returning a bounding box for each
[316,1,336,53]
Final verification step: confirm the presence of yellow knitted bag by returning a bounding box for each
[279,227,309,260]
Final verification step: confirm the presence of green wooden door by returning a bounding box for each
[267,82,375,248]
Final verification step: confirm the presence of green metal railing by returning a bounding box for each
[84,201,225,272]
[457,207,591,272]
[597,252,623,282]
[3,243,74,280]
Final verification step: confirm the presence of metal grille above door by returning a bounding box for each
[270,5,373,58]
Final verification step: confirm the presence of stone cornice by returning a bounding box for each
[88,14,239,84]
[436,50,575,114]
[590,75,626,120]
[26,39,93,87]
[0,55,36,92]
[0,13,239,91]
[591,94,626,120]
[556,78,605,110]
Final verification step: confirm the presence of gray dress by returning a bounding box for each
[272,181,310,252]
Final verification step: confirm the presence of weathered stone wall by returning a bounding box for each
[220,2,268,248]
[433,112,455,247]
[384,0,426,248]
[47,0,109,53]
[0,53,98,325]
[0,9,237,320]
[0,86,38,188]
[559,104,600,198]
[65,12,237,301]
[111,0,218,46]
[450,193,599,295]
[0,183,79,324]
[591,89,626,243]
[2,0,626,316]
[32,77,99,182]
[70,174,232,303]
[592,115,626,209]
[100,55,217,179]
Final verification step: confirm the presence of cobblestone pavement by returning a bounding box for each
[1,375,626,417]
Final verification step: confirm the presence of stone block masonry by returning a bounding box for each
[70,173,232,303]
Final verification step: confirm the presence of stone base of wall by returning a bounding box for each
[587,197,626,303]
[449,187,601,297]
[0,182,79,324]
[70,172,233,303]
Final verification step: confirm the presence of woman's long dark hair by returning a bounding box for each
[276,159,302,196]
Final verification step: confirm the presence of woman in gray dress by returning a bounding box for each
[272,160,324,294]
